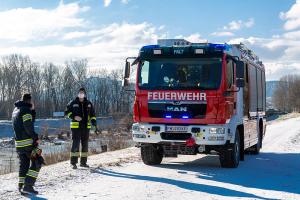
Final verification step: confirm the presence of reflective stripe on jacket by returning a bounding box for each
[65,97,96,129]
[12,101,37,151]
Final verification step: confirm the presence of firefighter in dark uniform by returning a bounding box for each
[12,93,40,194]
[65,88,97,169]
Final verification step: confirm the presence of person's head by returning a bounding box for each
[22,93,32,104]
[78,87,86,101]
[177,66,188,83]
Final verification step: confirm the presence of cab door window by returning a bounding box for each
[226,59,234,89]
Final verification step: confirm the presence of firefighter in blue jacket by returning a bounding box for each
[12,93,40,194]
[65,88,97,169]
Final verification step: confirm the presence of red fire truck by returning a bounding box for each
[123,39,266,168]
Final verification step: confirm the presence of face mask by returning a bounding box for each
[78,93,85,99]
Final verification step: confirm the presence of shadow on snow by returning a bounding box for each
[93,152,300,199]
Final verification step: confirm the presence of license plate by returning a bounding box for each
[166,126,188,132]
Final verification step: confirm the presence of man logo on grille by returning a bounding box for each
[166,106,187,112]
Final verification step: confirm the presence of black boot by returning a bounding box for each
[18,183,23,193]
[72,164,77,169]
[80,163,89,168]
[23,185,38,195]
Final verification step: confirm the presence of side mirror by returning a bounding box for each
[236,61,244,79]
[236,60,245,88]
[236,79,245,88]
[123,61,131,87]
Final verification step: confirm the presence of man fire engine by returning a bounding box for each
[123,39,266,168]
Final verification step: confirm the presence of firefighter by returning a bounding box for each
[65,87,97,169]
[12,93,40,194]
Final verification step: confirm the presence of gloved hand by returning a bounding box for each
[37,155,46,166]
[33,134,40,147]
[91,119,97,127]
[95,128,100,135]
[75,116,82,121]
[31,147,42,159]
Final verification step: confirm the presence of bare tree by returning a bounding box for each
[273,74,300,112]
[0,54,133,119]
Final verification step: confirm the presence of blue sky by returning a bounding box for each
[0,0,299,80]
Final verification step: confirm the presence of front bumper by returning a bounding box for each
[132,123,231,145]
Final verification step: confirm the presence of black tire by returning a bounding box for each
[247,123,263,155]
[141,144,163,165]
[219,129,240,168]
[252,131,262,155]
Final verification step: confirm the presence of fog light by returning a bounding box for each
[209,128,225,134]
[133,134,146,138]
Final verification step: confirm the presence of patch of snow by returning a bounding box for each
[1,117,300,199]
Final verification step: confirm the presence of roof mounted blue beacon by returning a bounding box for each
[141,45,160,49]
[209,43,231,51]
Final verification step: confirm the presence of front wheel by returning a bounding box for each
[219,129,240,168]
[141,144,163,165]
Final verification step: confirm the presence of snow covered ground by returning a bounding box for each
[1,117,300,200]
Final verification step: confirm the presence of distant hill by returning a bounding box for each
[266,81,279,98]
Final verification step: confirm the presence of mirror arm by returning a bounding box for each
[227,55,240,62]
[224,87,240,95]
[232,87,241,93]
[126,57,138,62]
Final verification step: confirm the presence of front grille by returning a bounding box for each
[148,103,206,119]
[161,132,192,140]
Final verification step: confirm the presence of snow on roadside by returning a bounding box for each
[0,147,141,200]
[1,116,300,200]
[263,116,300,153]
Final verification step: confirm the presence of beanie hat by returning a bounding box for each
[22,93,32,102]
[79,87,86,94]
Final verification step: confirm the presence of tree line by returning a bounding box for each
[0,54,133,119]
[273,74,300,112]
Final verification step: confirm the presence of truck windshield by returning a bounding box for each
[138,58,222,90]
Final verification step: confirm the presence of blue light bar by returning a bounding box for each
[165,115,172,119]
[209,43,231,51]
[182,116,189,119]
[142,45,160,49]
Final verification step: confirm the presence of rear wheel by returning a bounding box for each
[251,131,262,155]
[219,129,240,168]
[248,122,263,155]
[141,144,163,165]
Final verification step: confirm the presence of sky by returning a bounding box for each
[0,0,299,80]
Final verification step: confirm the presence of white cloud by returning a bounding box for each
[211,31,234,37]
[183,33,207,43]
[245,18,255,28]
[280,0,300,30]
[283,30,300,39]
[223,18,255,31]
[224,21,242,30]
[264,62,300,80]
[227,33,300,81]
[63,31,88,40]
[103,0,112,7]
[228,37,268,45]
[0,1,89,42]
[121,0,130,4]
[0,22,165,68]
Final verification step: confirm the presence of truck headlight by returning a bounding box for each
[209,128,225,134]
[132,123,145,131]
